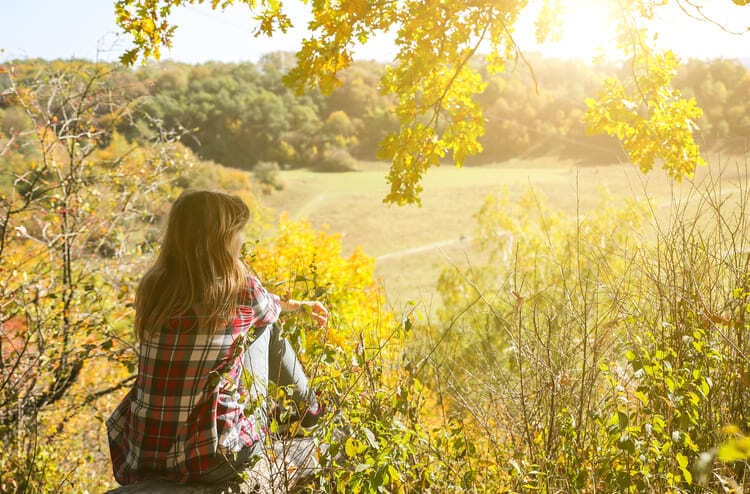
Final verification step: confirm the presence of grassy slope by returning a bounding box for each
[258,154,742,313]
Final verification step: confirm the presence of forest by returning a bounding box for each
[3,55,749,178]
[1,5,750,493]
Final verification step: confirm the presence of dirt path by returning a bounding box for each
[292,193,327,220]
[375,236,473,262]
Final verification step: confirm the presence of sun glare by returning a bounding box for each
[543,0,621,61]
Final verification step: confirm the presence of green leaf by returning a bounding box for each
[345,437,357,458]
[362,427,379,449]
[676,453,693,485]
[718,437,750,463]
[119,48,139,66]
[634,390,649,405]
[617,434,635,453]
[618,411,629,429]
[403,317,413,332]
[345,437,366,457]
[387,464,400,484]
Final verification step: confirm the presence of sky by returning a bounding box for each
[1,0,749,65]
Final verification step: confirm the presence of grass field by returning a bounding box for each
[258,154,748,311]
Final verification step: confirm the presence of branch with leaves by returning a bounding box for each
[0,61,191,492]
[111,0,745,204]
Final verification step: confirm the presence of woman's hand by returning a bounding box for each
[306,301,329,328]
[281,299,329,328]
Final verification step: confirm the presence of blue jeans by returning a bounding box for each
[267,323,317,409]
[201,323,317,484]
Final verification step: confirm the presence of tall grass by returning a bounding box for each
[424,158,750,492]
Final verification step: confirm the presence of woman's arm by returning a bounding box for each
[280,299,329,328]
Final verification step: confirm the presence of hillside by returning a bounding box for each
[257,154,742,309]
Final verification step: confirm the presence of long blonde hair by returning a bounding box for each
[135,189,250,339]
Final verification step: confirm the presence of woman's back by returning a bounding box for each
[106,190,327,489]
[107,272,281,483]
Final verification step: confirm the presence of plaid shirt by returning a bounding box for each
[106,275,281,484]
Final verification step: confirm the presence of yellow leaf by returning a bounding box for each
[141,18,155,34]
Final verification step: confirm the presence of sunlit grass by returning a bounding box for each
[259,155,745,306]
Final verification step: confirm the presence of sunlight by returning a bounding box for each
[543,0,621,61]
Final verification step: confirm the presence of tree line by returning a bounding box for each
[2,54,748,175]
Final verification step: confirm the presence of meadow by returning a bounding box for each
[259,153,744,312]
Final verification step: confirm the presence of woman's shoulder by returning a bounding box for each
[236,273,281,324]
[239,273,273,301]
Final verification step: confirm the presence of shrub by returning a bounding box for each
[314,147,359,172]
[253,160,285,190]
[246,216,480,492]
[430,163,750,491]
[0,62,186,493]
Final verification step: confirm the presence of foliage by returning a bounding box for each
[135,61,308,169]
[6,57,747,187]
[594,176,750,491]
[248,215,383,353]
[245,217,496,493]
[675,58,750,149]
[0,61,186,492]
[315,147,359,173]
[111,0,740,204]
[585,49,705,180]
[253,161,285,192]
[430,165,750,491]
[432,187,649,490]
[0,62,260,493]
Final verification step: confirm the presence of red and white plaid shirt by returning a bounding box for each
[107,275,281,484]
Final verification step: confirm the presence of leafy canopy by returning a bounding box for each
[114,0,739,204]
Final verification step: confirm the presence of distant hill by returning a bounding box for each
[741,57,750,70]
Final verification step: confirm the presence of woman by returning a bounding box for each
[107,189,327,487]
